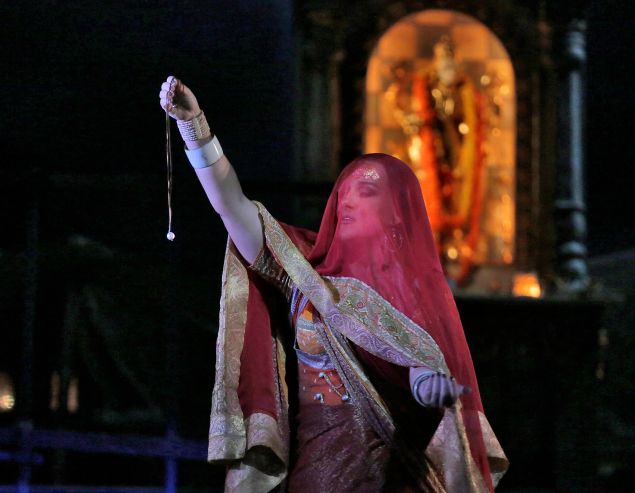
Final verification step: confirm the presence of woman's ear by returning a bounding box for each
[388,224,405,251]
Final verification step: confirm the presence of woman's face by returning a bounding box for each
[335,162,394,241]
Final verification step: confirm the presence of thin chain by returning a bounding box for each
[165,110,175,241]
[318,370,349,400]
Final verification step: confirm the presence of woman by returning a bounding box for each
[159,76,507,492]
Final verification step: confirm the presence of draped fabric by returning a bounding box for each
[207,154,507,492]
[287,402,420,492]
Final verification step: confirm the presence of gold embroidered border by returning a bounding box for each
[243,413,286,475]
[208,239,290,492]
[329,276,449,374]
[479,411,509,487]
[208,414,246,460]
[254,203,337,316]
[209,240,249,462]
[225,462,285,493]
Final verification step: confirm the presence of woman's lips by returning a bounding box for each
[340,216,355,224]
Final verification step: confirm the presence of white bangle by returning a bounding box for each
[184,135,224,169]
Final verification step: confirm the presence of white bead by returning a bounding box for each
[341,394,350,402]
[166,231,175,241]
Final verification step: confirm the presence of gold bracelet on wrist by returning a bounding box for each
[177,111,211,142]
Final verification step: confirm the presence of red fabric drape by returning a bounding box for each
[307,154,493,491]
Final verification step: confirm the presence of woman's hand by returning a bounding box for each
[410,367,470,408]
[159,75,201,121]
[159,76,263,261]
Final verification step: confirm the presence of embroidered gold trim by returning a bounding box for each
[208,239,290,492]
[209,240,249,462]
[479,411,509,486]
[329,276,449,374]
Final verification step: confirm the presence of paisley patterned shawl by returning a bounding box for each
[208,203,507,492]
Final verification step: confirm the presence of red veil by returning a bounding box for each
[306,153,494,490]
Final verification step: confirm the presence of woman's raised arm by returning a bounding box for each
[159,76,263,262]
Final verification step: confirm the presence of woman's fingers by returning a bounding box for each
[431,374,442,408]
[159,95,177,112]
[159,82,177,111]
[159,75,201,121]
[437,375,450,407]
[441,376,456,408]
[167,75,178,87]
[162,78,179,91]
[415,373,472,409]
[159,76,190,118]
[440,376,465,407]
[438,375,450,408]
[161,79,177,95]
[442,379,458,407]
[166,75,178,90]
[420,377,433,406]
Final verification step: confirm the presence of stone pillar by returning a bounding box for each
[299,8,344,181]
[554,19,590,294]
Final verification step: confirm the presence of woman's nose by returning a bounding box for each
[340,192,355,210]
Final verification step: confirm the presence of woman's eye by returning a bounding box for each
[357,182,379,196]
[359,187,378,197]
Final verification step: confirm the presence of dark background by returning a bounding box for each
[586,0,634,256]
[1,0,632,254]
[0,0,633,490]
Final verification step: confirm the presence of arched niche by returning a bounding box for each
[364,10,517,291]
[334,0,548,297]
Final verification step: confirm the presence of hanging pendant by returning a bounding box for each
[165,110,175,241]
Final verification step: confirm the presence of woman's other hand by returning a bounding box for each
[411,367,471,408]
[159,75,201,121]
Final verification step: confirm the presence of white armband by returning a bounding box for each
[184,135,224,169]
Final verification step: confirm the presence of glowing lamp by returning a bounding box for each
[512,272,542,298]
[0,372,15,412]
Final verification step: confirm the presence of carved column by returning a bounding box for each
[553,19,590,293]
[299,8,345,181]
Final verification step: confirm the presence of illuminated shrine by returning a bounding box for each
[298,1,591,298]
[365,11,517,288]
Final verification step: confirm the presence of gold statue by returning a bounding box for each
[385,37,486,285]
